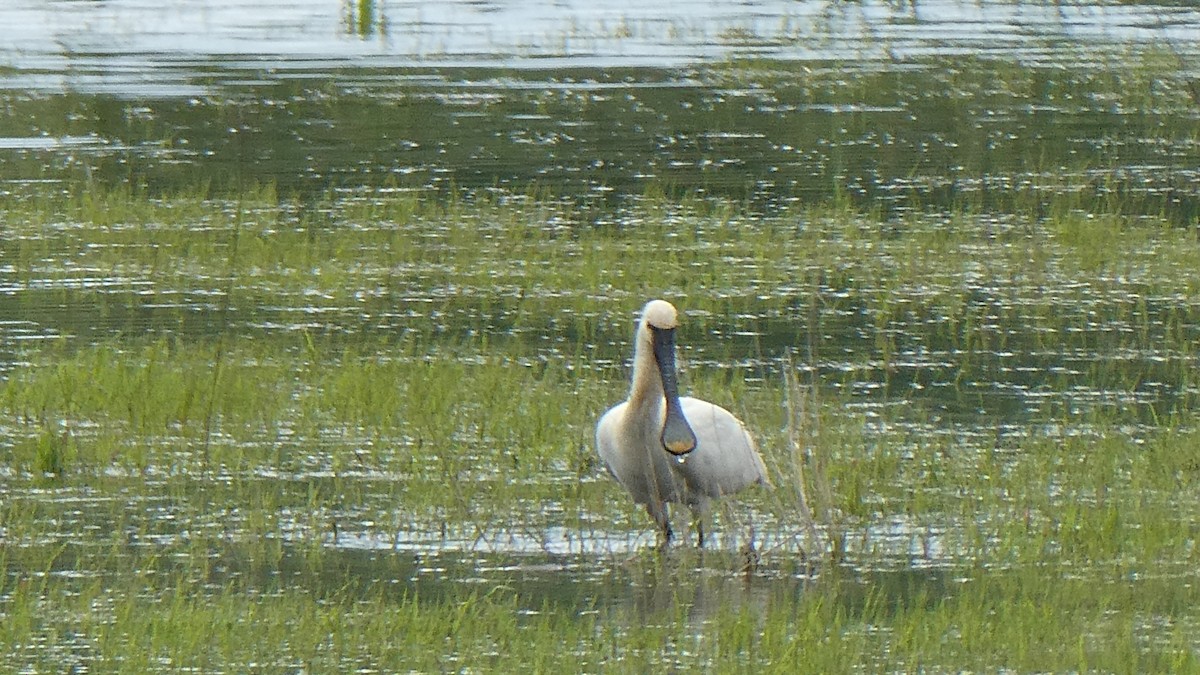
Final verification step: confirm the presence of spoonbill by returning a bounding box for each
[596,299,769,547]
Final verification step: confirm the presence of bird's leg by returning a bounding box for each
[739,526,760,578]
[691,500,710,548]
[649,502,673,547]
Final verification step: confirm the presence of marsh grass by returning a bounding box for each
[3,185,1200,670]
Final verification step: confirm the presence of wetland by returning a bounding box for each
[2,0,1200,671]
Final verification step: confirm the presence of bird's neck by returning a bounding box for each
[628,326,663,409]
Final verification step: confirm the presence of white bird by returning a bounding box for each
[596,299,769,547]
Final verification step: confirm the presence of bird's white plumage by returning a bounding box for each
[676,396,768,500]
[595,299,769,546]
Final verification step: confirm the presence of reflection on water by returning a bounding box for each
[2,61,1197,220]
[0,476,957,633]
[4,0,1198,78]
[1,1,1197,215]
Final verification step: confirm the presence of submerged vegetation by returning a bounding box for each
[2,179,1200,669]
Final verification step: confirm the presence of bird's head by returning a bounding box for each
[641,299,679,332]
[640,300,696,456]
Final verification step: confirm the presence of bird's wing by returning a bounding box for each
[677,397,768,498]
[595,403,625,480]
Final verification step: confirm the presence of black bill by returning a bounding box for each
[652,326,697,456]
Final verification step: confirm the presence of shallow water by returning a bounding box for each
[2,1,1200,669]
[5,0,1198,75]
[2,1,1198,213]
